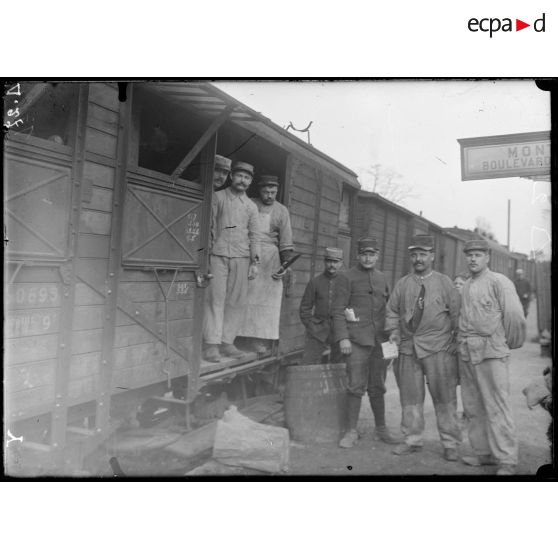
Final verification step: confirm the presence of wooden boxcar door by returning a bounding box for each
[112,86,218,409]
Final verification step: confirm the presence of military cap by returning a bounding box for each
[358,237,380,253]
[408,234,435,251]
[232,161,255,176]
[214,154,232,171]
[324,247,343,261]
[463,239,489,253]
[257,175,280,188]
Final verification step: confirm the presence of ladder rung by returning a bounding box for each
[21,441,52,452]
[67,426,96,437]
[150,396,187,406]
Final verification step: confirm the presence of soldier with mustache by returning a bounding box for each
[386,235,462,462]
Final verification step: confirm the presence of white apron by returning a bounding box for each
[238,212,283,339]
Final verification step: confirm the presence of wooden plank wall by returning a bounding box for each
[278,159,343,355]
[441,235,458,279]
[279,159,317,354]
[111,269,195,391]
[5,142,74,421]
[69,83,120,404]
[393,213,410,287]
[5,268,63,419]
[353,196,413,287]
[318,172,343,254]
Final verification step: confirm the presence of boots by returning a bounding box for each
[221,343,245,359]
[370,395,402,444]
[204,344,221,363]
[339,396,362,449]
[339,429,359,448]
[374,425,403,445]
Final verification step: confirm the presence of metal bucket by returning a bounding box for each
[284,363,348,443]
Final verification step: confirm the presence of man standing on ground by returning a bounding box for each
[385,235,462,461]
[513,268,532,317]
[238,175,294,354]
[458,239,526,475]
[332,237,401,448]
[202,161,260,362]
[299,247,344,365]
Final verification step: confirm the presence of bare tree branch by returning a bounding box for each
[360,164,419,206]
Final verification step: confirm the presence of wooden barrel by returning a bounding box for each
[284,363,348,443]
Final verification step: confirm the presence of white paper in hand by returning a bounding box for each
[381,341,399,360]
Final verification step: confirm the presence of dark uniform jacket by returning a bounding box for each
[514,278,531,301]
[299,273,339,342]
[332,265,390,347]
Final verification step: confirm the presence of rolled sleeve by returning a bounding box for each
[278,209,294,253]
[248,202,260,262]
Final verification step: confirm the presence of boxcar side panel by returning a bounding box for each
[278,158,317,355]
[67,83,120,404]
[5,149,74,421]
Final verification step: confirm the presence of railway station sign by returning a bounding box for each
[458,131,550,181]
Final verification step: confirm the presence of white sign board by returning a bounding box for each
[458,131,550,181]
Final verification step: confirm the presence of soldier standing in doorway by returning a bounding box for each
[202,161,260,362]
[212,154,232,191]
[238,175,294,354]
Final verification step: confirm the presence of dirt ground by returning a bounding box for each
[189,301,552,478]
[83,302,552,478]
[283,302,553,477]
[281,302,551,477]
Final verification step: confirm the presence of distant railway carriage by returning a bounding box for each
[4,81,361,473]
[352,191,534,286]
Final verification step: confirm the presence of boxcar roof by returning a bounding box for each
[140,81,361,189]
[358,189,444,232]
[443,226,519,255]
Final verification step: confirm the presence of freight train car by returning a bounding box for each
[4,81,361,474]
[353,191,535,287]
[353,191,458,285]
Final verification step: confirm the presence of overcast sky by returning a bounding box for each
[216,80,551,258]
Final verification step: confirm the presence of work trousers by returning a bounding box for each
[203,256,250,345]
[344,343,388,430]
[459,355,518,465]
[301,334,342,365]
[394,350,461,449]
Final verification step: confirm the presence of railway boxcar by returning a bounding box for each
[4,81,361,474]
[353,193,536,290]
[353,192,456,286]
